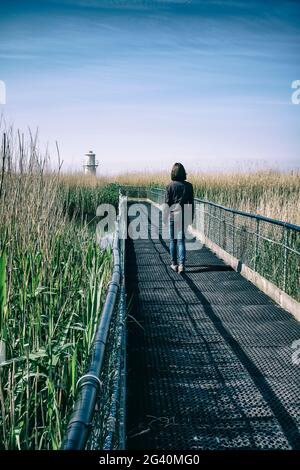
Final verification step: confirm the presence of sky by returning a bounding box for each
[0,0,299,174]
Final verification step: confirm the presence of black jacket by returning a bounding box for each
[164,180,194,222]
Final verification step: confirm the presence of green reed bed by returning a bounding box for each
[59,176,119,220]
[0,130,114,449]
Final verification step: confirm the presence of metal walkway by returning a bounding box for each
[126,202,300,450]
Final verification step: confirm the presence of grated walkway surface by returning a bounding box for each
[126,203,300,450]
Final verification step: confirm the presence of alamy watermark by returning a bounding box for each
[0,80,6,104]
[96,200,204,252]
[291,80,300,104]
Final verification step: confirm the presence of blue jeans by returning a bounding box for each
[169,217,186,266]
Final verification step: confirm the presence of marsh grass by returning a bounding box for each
[59,174,119,220]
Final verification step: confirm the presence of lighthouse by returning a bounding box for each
[83,150,98,176]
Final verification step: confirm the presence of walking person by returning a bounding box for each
[164,163,194,273]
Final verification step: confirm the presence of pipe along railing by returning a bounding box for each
[62,205,124,450]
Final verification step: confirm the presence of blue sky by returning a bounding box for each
[0,0,299,173]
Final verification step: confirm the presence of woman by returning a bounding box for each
[164,163,194,273]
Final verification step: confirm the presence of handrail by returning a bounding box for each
[195,199,300,232]
[62,220,122,450]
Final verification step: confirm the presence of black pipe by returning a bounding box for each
[62,225,121,450]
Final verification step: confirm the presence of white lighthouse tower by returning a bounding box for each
[83,150,98,176]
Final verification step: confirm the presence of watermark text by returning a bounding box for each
[291,80,300,104]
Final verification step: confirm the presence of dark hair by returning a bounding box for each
[171,162,187,182]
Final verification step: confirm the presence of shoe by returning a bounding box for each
[170,264,178,272]
[178,264,185,274]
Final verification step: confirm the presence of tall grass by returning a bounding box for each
[59,174,119,220]
[0,129,114,449]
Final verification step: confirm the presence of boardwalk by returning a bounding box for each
[126,203,300,450]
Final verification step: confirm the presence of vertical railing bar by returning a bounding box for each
[254,218,259,272]
[207,203,211,240]
[232,212,235,257]
[283,226,288,292]
[219,206,222,247]
[223,208,225,246]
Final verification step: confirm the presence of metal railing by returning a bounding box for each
[62,195,126,450]
[121,185,300,303]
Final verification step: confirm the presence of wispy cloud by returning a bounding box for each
[0,53,38,60]
[1,0,299,171]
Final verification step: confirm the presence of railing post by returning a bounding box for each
[207,203,211,239]
[196,201,200,233]
[232,213,235,257]
[219,207,222,247]
[254,218,259,272]
[222,211,226,249]
[283,226,288,292]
